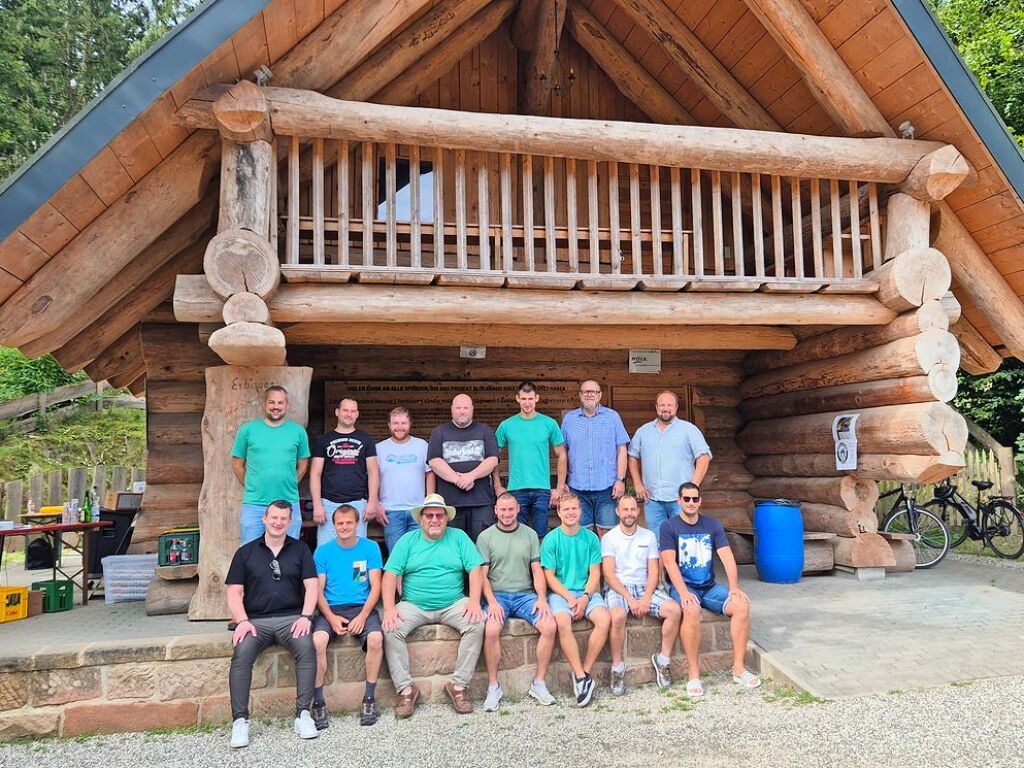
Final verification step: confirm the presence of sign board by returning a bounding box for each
[832,414,860,471]
[459,346,487,359]
[628,349,662,374]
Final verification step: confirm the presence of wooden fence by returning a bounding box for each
[0,465,145,523]
[0,380,145,437]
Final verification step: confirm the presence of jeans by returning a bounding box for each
[572,486,618,530]
[513,489,552,538]
[643,499,680,544]
[317,498,368,547]
[451,504,495,542]
[383,509,418,553]
[240,502,301,544]
[229,615,315,720]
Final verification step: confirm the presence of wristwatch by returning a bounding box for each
[617,476,626,483]
[301,613,314,621]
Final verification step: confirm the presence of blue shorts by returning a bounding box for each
[488,592,543,626]
[549,589,607,619]
[572,487,618,530]
[669,583,731,615]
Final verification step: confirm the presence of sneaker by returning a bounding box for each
[311,701,329,730]
[293,710,319,739]
[444,681,474,714]
[230,718,249,748]
[360,697,379,726]
[651,653,672,689]
[529,681,556,706]
[575,673,595,707]
[610,667,626,696]
[484,684,504,712]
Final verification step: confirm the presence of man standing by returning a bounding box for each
[427,394,499,541]
[561,379,630,536]
[231,386,310,543]
[660,482,760,698]
[495,381,567,538]
[381,493,486,717]
[628,391,712,542]
[311,504,384,729]
[377,407,434,553]
[225,500,319,748]
[310,398,380,545]
[602,495,682,696]
[540,492,610,706]
[477,492,558,711]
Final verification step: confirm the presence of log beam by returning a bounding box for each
[745,453,964,485]
[83,326,143,384]
[799,502,877,537]
[740,376,954,421]
[870,247,951,312]
[747,476,879,514]
[950,316,1002,375]
[174,276,897,326]
[832,533,896,568]
[212,80,271,143]
[899,145,971,201]
[516,0,568,115]
[203,229,280,300]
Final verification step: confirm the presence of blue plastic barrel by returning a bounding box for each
[753,499,803,583]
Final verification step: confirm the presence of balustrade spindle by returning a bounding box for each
[312,138,325,265]
[868,182,882,272]
[849,180,862,278]
[385,143,398,268]
[434,147,445,269]
[771,175,784,278]
[791,178,803,279]
[670,166,684,276]
[650,165,662,276]
[712,170,724,277]
[338,139,350,268]
[287,136,299,265]
[609,162,621,275]
[691,168,704,277]
[523,155,535,272]
[587,160,599,274]
[361,143,374,266]
[810,180,823,279]
[566,158,579,273]
[410,145,421,268]
[500,153,514,271]
[545,156,557,273]
[478,157,491,271]
[731,172,744,277]
[752,173,765,278]
[455,150,468,271]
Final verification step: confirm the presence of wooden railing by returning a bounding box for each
[1,465,145,522]
[276,138,885,291]
[0,381,145,437]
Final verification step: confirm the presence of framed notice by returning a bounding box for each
[833,414,860,471]
[628,349,662,374]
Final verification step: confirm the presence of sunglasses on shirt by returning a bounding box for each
[269,558,281,581]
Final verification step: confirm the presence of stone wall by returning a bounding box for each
[0,612,733,741]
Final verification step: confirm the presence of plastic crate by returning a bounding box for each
[1,586,29,622]
[158,527,199,566]
[101,554,157,604]
[29,579,74,613]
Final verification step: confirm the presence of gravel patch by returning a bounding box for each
[948,551,1024,572]
[4,673,1023,768]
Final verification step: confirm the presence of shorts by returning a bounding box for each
[669,583,731,615]
[604,583,672,618]
[549,589,607,619]
[311,603,383,650]
[487,592,544,626]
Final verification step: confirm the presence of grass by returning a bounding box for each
[950,680,975,688]
[761,686,825,707]
[660,695,697,713]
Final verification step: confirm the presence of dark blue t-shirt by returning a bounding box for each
[658,515,729,590]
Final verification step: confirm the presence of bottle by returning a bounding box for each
[26,498,36,517]
[90,486,100,523]
[71,498,81,523]
[81,493,92,524]
[61,502,71,524]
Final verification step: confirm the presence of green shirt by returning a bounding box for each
[477,524,540,594]
[540,526,602,593]
[495,413,565,491]
[384,527,484,610]
[231,419,311,505]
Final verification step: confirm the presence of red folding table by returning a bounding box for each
[0,520,112,606]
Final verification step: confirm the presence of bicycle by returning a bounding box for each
[878,484,951,568]
[923,479,1024,559]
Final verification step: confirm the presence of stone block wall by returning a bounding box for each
[0,611,732,741]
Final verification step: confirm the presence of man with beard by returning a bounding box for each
[377,407,434,553]
[232,386,311,543]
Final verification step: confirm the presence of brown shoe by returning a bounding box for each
[445,682,474,714]
[395,684,420,719]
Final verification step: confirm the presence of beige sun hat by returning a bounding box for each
[411,493,457,522]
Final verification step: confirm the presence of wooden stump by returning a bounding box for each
[147,576,199,616]
[800,502,877,537]
[208,322,287,366]
[831,532,897,568]
[223,293,272,325]
[726,531,754,565]
[189,365,313,621]
[803,538,835,574]
[203,229,280,300]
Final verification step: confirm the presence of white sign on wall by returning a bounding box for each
[833,414,860,471]
[628,349,662,374]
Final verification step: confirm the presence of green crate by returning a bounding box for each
[30,579,74,613]
[158,528,200,567]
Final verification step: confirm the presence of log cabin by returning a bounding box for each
[1,0,1023,618]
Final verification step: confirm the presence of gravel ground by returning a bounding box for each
[4,673,1023,768]
[948,551,1024,572]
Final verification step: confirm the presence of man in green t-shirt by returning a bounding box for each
[540,492,610,707]
[477,492,557,712]
[494,381,567,538]
[231,385,311,543]
[381,493,485,718]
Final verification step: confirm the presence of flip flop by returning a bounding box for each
[686,678,705,698]
[733,670,762,689]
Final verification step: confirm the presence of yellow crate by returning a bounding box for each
[0,586,29,622]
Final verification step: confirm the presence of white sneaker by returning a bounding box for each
[483,684,504,712]
[230,718,249,748]
[293,710,319,739]
[529,681,556,706]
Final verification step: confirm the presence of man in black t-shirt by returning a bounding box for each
[427,394,499,541]
[310,398,380,546]
[225,500,319,748]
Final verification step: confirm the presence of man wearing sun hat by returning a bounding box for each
[381,493,486,718]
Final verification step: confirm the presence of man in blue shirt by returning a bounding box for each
[311,504,384,729]
[628,390,712,542]
[561,379,630,535]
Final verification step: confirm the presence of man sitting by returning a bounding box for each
[540,492,611,706]
[660,482,761,697]
[381,493,486,717]
[311,504,384,729]
[225,500,319,748]
[477,492,558,711]
[602,495,682,695]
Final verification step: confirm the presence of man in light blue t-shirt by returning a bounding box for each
[377,407,434,553]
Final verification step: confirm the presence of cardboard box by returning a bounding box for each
[103,490,143,511]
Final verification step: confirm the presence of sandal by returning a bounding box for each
[733,670,762,689]
[686,678,705,698]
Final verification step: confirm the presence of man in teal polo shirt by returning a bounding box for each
[381,493,486,718]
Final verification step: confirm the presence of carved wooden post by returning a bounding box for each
[189,365,313,620]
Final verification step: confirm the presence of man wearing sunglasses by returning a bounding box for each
[225,500,319,748]
[660,482,760,698]
[381,493,486,717]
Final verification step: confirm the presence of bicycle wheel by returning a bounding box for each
[982,499,1024,559]
[882,504,950,568]
[922,498,969,549]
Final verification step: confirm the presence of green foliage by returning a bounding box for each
[0,347,85,400]
[954,361,1024,468]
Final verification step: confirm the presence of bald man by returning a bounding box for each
[427,395,500,541]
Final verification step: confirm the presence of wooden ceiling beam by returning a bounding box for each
[516,0,568,115]
[950,316,1002,375]
[610,0,780,132]
[82,325,143,385]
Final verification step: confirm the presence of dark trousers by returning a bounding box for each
[514,488,552,537]
[229,615,315,720]
[450,504,495,542]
